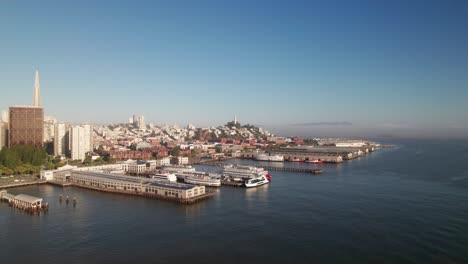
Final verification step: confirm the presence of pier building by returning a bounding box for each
[69,171,207,200]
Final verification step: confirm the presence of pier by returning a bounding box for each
[198,162,324,174]
[71,182,216,204]
[0,180,46,190]
[257,166,323,174]
[0,190,48,213]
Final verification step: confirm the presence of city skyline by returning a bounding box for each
[1,1,468,139]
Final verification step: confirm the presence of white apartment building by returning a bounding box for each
[138,116,145,129]
[0,122,7,149]
[44,120,56,142]
[156,157,171,167]
[54,123,68,157]
[127,163,147,174]
[1,110,9,123]
[69,124,93,161]
[177,157,189,165]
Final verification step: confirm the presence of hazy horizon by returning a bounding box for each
[1,1,467,139]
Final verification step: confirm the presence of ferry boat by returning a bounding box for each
[255,154,284,162]
[150,173,177,182]
[245,175,269,188]
[184,174,221,187]
[306,159,323,165]
[161,165,196,174]
[222,164,270,182]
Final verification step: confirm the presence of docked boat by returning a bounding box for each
[306,159,323,165]
[222,164,270,182]
[161,165,196,174]
[184,174,221,187]
[245,175,269,188]
[150,173,177,182]
[255,153,284,162]
[290,158,302,162]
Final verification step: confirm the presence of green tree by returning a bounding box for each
[171,146,180,157]
[83,157,93,164]
[5,150,20,169]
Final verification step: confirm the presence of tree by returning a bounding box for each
[45,162,55,170]
[32,148,46,166]
[171,146,180,157]
[83,157,92,164]
[5,150,20,169]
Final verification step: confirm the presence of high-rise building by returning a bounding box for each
[0,122,8,149]
[138,116,145,129]
[1,110,8,123]
[8,70,45,148]
[133,115,138,126]
[44,118,57,142]
[54,123,69,157]
[33,69,41,107]
[8,106,44,148]
[68,124,93,161]
[132,114,146,129]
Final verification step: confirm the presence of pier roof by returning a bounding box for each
[14,194,43,203]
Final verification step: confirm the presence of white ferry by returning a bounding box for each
[222,164,271,182]
[150,173,177,182]
[255,153,284,162]
[184,174,221,187]
[161,165,196,174]
[245,175,269,188]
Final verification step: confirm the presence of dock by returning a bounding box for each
[0,180,46,190]
[71,182,216,204]
[257,166,323,174]
[0,190,48,213]
[198,162,324,174]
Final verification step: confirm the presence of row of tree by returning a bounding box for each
[0,145,48,175]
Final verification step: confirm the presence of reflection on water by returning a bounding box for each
[1,140,468,263]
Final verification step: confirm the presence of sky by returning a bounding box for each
[0,0,467,139]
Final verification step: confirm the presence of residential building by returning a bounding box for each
[127,163,147,174]
[69,124,93,161]
[0,122,7,149]
[54,123,69,157]
[1,110,8,123]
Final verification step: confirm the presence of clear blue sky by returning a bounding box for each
[1,0,467,138]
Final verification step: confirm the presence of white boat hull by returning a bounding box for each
[244,177,270,188]
[184,178,221,187]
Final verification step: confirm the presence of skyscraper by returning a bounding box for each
[8,106,44,148]
[68,124,93,161]
[138,116,145,129]
[33,69,41,107]
[0,122,7,149]
[54,123,68,157]
[8,71,45,148]
[1,110,8,123]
